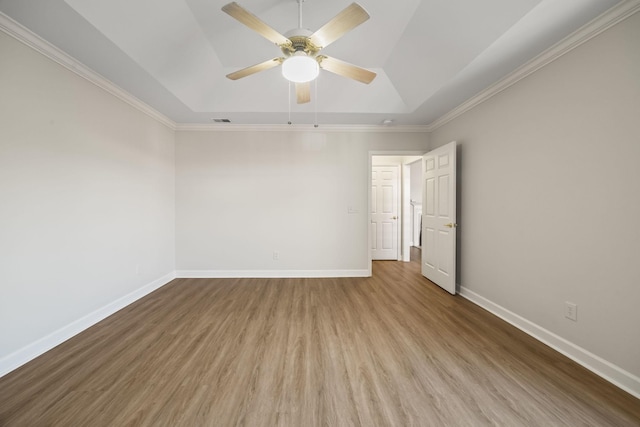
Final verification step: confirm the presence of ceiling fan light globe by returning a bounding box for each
[282,55,319,83]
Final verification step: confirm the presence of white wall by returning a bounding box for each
[430,11,640,387]
[409,160,422,204]
[175,131,428,275]
[0,31,176,372]
[409,160,423,247]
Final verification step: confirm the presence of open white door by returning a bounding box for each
[422,142,457,294]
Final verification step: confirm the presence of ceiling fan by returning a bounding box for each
[222,1,376,104]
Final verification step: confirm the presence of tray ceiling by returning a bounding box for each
[0,0,622,125]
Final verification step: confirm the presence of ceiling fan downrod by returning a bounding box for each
[297,0,304,29]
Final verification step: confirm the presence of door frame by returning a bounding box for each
[368,150,426,276]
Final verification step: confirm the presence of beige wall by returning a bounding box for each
[0,31,176,371]
[175,131,428,274]
[430,12,640,380]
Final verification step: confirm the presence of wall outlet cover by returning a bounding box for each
[565,302,577,321]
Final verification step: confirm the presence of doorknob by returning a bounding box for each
[444,223,458,228]
[392,216,397,220]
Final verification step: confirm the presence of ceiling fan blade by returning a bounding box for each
[318,56,376,84]
[222,2,292,48]
[309,3,370,49]
[226,57,284,80]
[296,82,311,104]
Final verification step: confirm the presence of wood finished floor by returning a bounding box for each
[1,249,639,426]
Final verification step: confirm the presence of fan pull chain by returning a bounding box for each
[314,78,319,128]
[288,81,292,125]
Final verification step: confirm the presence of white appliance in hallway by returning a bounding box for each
[411,201,422,247]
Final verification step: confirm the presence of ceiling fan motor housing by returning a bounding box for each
[283,29,320,57]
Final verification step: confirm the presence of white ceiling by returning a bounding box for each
[0,0,622,126]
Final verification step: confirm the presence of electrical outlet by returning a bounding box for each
[273,251,279,261]
[565,302,577,321]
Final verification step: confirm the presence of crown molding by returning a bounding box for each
[5,0,637,134]
[428,0,640,132]
[0,11,177,131]
[175,123,430,133]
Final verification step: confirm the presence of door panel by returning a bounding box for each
[422,142,457,294]
[382,222,393,249]
[425,177,435,216]
[424,227,436,268]
[382,185,393,213]
[437,229,452,276]
[439,175,450,216]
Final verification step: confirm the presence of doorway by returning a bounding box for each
[369,153,424,272]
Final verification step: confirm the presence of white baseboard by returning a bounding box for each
[459,286,640,399]
[0,271,176,378]
[176,269,370,278]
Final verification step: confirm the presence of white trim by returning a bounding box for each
[176,123,430,133]
[176,270,370,278]
[0,272,176,378]
[0,12,176,131]
[428,0,640,131]
[459,286,640,399]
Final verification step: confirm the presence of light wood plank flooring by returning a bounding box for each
[1,249,639,426]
